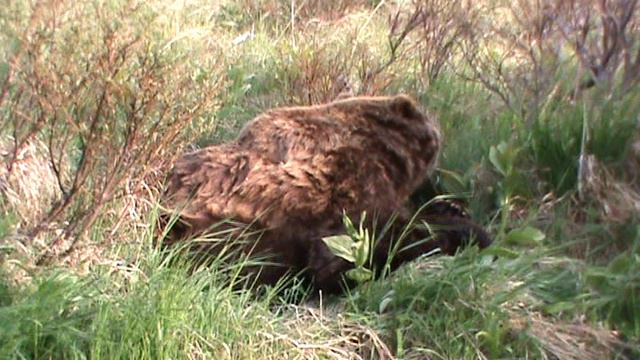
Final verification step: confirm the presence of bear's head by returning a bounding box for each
[327,95,442,200]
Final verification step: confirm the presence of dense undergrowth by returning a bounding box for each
[1,0,639,358]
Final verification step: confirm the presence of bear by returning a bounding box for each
[159,94,490,293]
[162,95,441,235]
[234,94,441,206]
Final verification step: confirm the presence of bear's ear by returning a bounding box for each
[391,94,422,120]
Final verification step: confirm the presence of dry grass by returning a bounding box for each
[510,312,624,360]
[0,137,61,227]
[258,304,393,360]
[1,0,228,264]
[580,154,640,223]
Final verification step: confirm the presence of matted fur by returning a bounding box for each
[163,95,440,236]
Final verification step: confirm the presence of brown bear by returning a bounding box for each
[162,95,440,235]
[159,95,490,292]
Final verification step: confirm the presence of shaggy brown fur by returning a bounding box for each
[163,95,440,235]
[160,95,490,292]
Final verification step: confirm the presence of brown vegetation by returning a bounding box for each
[0,2,224,264]
[463,0,640,117]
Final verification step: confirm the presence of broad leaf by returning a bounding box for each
[346,267,373,283]
[608,252,634,274]
[505,226,545,247]
[355,229,370,267]
[378,290,395,313]
[545,301,577,314]
[489,144,506,176]
[489,141,520,176]
[481,246,520,259]
[342,211,357,235]
[322,235,356,263]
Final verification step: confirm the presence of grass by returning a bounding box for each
[0,239,393,359]
[1,234,637,359]
[1,0,640,358]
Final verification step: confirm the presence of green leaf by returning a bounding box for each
[358,211,367,235]
[342,211,357,235]
[378,290,395,313]
[346,267,373,283]
[585,271,611,292]
[608,253,634,274]
[322,235,356,263]
[475,331,490,341]
[489,144,506,176]
[355,229,370,267]
[489,142,521,177]
[481,246,519,259]
[0,62,9,83]
[438,168,466,193]
[544,301,577,314]
[505,226,545,247]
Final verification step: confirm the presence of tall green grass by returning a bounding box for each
[3,236,637,359]
[346,244,639,359]
[0,246,303,359]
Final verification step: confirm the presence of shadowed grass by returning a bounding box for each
[0,242,382,359]
[344,244,637,359]
[2,232,637,359]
